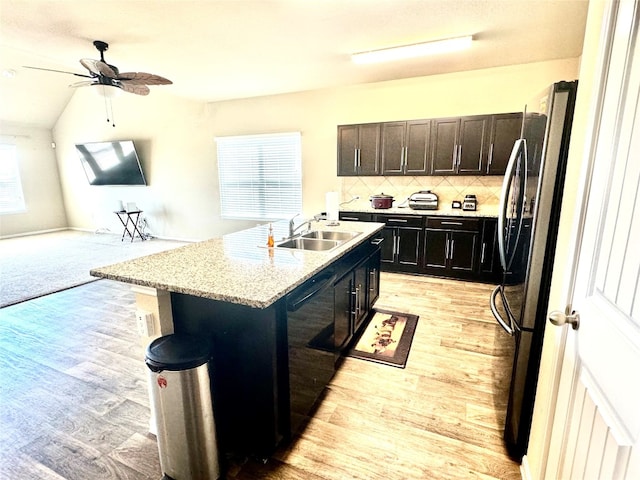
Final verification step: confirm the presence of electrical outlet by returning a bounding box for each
[135,310,155,336]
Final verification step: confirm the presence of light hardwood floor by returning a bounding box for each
[0,273,521,480]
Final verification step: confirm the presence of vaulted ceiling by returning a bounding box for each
[0,0,589,129]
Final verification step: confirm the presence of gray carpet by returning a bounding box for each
[0,230,189,308]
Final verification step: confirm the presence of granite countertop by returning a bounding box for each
[90,220,384,309]
[340,201,499,218]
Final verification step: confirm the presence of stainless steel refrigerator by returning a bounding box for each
[490,80,578,460]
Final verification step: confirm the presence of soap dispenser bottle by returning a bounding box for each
[267,223,274,248]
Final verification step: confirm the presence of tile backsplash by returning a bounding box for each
[340,175,504,209]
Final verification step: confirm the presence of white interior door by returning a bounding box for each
[544,1,640,478]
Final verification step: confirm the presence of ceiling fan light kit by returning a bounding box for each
[351,35,473,64]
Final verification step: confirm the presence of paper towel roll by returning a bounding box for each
[326,191,339,222]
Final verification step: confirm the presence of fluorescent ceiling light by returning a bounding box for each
[351,35,473,64]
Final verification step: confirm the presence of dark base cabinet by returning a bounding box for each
[373,214,424,273]
[334,241,382,353]
[170,294,285,459]
[341,211,502,283]
[423,217,480,280]
[479,217,502,283]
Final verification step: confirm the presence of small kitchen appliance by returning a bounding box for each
[369,193,394,209]
[462,195,477,211]
[408,190,439,210]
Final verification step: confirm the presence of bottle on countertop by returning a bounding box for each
[267,223,275,248]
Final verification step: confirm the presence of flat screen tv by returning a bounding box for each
[76,140,147,186]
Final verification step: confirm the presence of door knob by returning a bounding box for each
[548,306,580,330]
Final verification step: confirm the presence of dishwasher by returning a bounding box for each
[285,270,336,437]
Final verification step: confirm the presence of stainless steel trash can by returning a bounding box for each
[146,334,219,480]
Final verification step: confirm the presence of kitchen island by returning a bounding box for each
[91,219,384,459]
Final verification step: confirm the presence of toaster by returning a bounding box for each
[409,191,439,210]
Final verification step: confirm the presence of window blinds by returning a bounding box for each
[216,132,302,220]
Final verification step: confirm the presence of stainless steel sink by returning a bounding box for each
[277,237,341,251]
[301,230,361,241]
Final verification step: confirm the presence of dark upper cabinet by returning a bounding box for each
[430,116,490,175]
[340,112,522,177]
[337,124,381,176]
[486,113,523,175]
[458,116,490,174]
[381,120,431,175]
[429,117,459,175]
[380,122,405,175]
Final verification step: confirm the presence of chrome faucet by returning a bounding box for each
[289,216,311,238]
[288,213,323,238]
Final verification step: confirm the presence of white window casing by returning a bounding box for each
[216,132,302,220]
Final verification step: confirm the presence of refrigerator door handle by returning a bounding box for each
[498,138,527,271]
[490,285,514,336]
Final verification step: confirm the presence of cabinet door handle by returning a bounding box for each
[353,149,358,171]
[394,234,399,256]
[403,146,408,172]
[445,238,449,260]
[388,218,408,223]
[343,216,360,221]
[351,288,357,319]
[450,239,455,259]
[370,237,384,245]
[441,221,463,226]
[357,149,361,168]
[457,144,462,168]
[487,143,494,172]
[452,144,457,168]
[480,243,487,264]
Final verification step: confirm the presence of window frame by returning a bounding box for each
[0,143,26,215]
[215,131,302,221]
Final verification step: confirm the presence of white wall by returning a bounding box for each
[53,57,579,241]
[0,124,67,237]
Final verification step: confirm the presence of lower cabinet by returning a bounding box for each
[423,218,480,279]
[373,214,424,273]
[479,217,502,282]
[334,244,381,352]
[340,211,502,282]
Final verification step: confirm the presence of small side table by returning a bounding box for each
[115,210,146,242]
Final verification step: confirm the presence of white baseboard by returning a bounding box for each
[2,226,197,243]
[0,227,67,240]
[520,455,532,480]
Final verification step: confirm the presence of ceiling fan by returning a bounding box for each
[24,40,172,96]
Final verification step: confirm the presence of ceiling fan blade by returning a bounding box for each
[80,58,101,75]
[95,61,118,78]
[120,83,150,95]
[118,72,172,85]
[23,65,92,78]
[69,80,98,88]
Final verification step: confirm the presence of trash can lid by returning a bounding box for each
[145,334,211,371]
